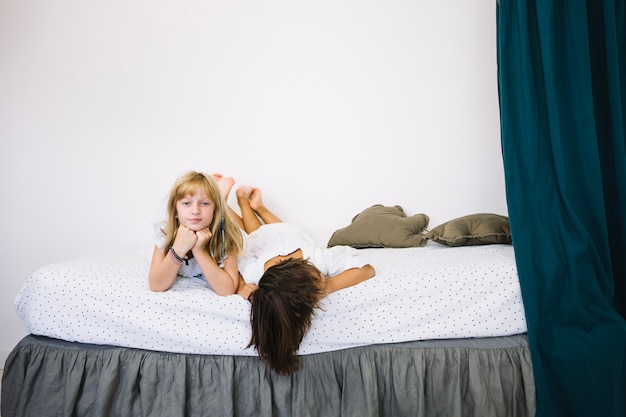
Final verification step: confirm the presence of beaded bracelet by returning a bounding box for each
[169,247,184,265]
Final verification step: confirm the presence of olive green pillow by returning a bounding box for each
[426,213,512,247]
[327,205,430,248]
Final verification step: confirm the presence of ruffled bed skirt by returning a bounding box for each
[2,334,535,417]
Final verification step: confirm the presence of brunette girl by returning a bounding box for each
[232,185,375,374]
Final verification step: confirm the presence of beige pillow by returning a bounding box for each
[426,213,512,247]
[327,205,430,248]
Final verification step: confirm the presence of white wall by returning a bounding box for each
[0,0,505,364]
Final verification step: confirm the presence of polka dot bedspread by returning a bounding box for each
[14,242,527,356]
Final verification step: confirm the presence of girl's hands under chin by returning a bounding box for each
[174,225,198,254]
[193,227,213,249]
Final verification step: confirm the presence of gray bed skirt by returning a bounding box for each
[2,334,535,417]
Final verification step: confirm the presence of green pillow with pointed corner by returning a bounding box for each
[426,213,512,247]
[327,205,430,248]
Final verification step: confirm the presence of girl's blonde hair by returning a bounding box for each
[161,171,243,263]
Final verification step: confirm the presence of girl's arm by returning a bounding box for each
[322,264,376,296]
[191,226,239,295]
[192,248,240,295]
[148,245,183,292]
[148,225,197,292]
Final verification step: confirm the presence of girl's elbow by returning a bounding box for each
[148,275,171,292]
[149,282,170,292]
[364,264,376,278]
[213,284,238,297]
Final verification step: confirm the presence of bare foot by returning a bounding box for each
[249,188,263,211]
[237,186,280,224]
[236,186,255,200]
[213,173,235,199]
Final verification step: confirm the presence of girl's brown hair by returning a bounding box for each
[247,257,325,375]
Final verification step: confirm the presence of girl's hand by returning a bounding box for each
[193,227,213,250]
[173,225,198,254]
[237,283,258,301]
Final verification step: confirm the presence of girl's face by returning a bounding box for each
[176,192,215,231]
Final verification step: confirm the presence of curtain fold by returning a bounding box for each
[496,1,626,416]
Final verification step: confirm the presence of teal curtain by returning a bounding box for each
[496,1,626,416]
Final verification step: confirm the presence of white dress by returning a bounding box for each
[237,222,369,284]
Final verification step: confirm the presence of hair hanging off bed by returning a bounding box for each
[247,258,325,375]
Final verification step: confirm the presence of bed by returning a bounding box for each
[1,211,536,417]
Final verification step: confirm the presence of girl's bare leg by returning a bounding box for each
[236,186,264,233]
[249,188,282,225]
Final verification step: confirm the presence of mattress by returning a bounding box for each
[14,242,526,356]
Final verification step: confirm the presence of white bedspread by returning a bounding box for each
[14,243,527,356]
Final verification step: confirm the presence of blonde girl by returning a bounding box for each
[148,171,244,294]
